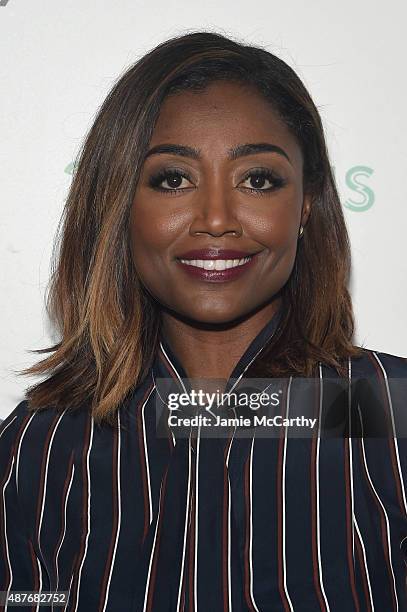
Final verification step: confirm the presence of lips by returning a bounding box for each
[176,249,256,260]
[175,249,261,282]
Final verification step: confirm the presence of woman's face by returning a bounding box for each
[130,81,311,324]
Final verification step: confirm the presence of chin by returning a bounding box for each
[175,302,253,326]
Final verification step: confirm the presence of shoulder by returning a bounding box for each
[0,400,30,449]
[0,399,92,469]
[0,400,94,525]
[350,346,407,379]
[0,401,32,485]
[350,348,407,433]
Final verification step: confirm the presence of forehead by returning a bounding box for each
[149,81,302,166]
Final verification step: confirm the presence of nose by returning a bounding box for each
[189,181,243,237]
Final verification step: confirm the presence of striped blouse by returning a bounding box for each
[1,310,407,611]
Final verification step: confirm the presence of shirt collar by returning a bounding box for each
[152,302,283,392]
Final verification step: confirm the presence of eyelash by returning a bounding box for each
[148,167,287,196]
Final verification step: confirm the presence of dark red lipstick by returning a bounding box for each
[175,248,262,283]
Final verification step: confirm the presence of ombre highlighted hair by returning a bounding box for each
[21,31,363,425]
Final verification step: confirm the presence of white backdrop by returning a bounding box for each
[1,0,406,419]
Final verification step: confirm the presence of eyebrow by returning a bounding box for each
[144,142,291,163]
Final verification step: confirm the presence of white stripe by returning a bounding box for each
[161,328,276,395]
[358,404,399,611]
[207,331,278,610]
[0,414,18,609]
[52,462,75,612]
[282,377,294,611]
[142,386,156,526]
[248,435,260,612]
[176,432,192,612]
[348,358,355,564]
[225,432,236,612]
[317,364,331,611]
[0,415,17,439]
[159,342,188,395]
[217,331,278,407]
[72,416,94,612]
[64,571,74,612]
[372,352,407,515]
[142,473,165,612]
[194,424,201,612]
[35,555,42,612]
[100,409,122,612]
[157,317,279,611]
[15,412,37,496]
[154,347,185,445]
[354,516,375,610]
[2,455,14,612]
[149,375,175,448]
[37,410,68,586]
[2,410,45,612]
[158,321,279,438]
[140,414,192,612]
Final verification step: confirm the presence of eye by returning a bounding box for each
[148,168,194,193]
[147,167,286,195]
[239,168,286,193]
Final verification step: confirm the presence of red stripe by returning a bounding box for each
[98,413,119,611]
[165,412,175,453]
[52,451,75,587]
[310,381,327,612]
[358,438,398,611]
[0,452,14,591]
[222,437,233,612]
[158,350,181,385]
[68,411,92,611]
[13,412,40,612]
[276,384,291,611]
[180,569,187,612]
[354,525,373,612]
[30,411,62,592]
[243,452,257,612]
[343,437,361,611]
[35,413,61,561]
[0,413,36,606]
[0,411,40,612]
[137,383,155,544]
[188,443,196,612]
[145,469,169,612]
[368,352,407,518]
[28,539,40,612]
[157,349,181,451]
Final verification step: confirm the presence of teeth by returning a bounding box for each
[179,257,251,270]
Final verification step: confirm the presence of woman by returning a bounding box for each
[1,31,406,612]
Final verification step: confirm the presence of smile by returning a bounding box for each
[175,253,259,283]
[178,257,251,270]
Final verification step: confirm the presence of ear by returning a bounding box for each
[300,192,313,228]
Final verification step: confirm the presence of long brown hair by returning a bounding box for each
[20,31,363,425]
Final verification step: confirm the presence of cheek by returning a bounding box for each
[130,195,192,250]
[241,193,300,249]
[128,198,190,296]
[130,205,168,254]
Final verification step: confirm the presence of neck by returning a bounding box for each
[160,298,282,381]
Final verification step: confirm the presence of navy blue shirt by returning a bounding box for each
[1,311,407,611]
